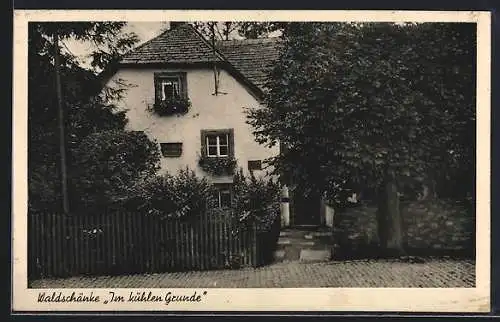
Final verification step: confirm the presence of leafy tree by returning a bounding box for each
[247,22,475,256]
[30,22,139,71]
[236,22,285,39]
[70,130,161,211]
[192,22,241,41]
[28,22,160,212]
[191,21,285,40]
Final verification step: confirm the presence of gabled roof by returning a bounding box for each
[216,38,282,90]
[117,24,282,96]
[120,24,226,64]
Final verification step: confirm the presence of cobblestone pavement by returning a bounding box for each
[30,259,475,288]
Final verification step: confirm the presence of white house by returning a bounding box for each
[103,23,334,228]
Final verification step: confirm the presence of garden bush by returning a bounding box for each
[121,168,217,219]
[69,129,161,212]
[232,169,281,265]
[232,169,281,228]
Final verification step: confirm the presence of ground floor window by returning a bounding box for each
[213,183,232,208]
[200,129,234,158]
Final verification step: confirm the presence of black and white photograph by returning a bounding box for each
[12,10,490,312]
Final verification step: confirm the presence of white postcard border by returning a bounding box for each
[12,9,491,313]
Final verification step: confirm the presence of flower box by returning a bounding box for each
[198,156,237,176]
[152,97,191,116]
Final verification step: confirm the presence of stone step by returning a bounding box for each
[292,225,323,231]
[277,238,316,246]
[309,231,334,237]
[299,249,332,262]
[273,249,286,261]
[275,228,334,263]
[273,248,301,262]
[279,232,332,238]
[273,248,333,263]
[279,230,307,238]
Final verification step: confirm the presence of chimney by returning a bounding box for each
[169,22,185,30]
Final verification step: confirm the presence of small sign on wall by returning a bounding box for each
[160,142,183,157]
[248,160,262,171]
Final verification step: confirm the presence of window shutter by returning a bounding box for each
[180,73,188,99]
[228,129,235,157]
[154,74,162,105]
[200,130,208,157]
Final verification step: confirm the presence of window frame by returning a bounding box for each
[154,72,187,104]
[248,160,262,171]
[213,183,233,208]
[160,142,183,157]
[200,129,234,158]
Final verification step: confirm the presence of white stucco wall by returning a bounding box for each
[106,67,279,183]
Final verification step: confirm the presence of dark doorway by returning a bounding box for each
[291,187,321,226]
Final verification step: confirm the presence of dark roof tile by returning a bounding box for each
[120,25,282,91]
[120,24,225,64]
[217,38,282,89]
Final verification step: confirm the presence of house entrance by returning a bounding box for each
[290,187,321,226]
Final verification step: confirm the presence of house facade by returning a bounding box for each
[104,23,334,227]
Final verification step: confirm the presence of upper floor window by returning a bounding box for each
[161,79,180,100]
[154,72,187,103]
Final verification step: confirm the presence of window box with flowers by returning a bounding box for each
[198,129,237,176]
[150,72,191,116]
[153,97,191,116]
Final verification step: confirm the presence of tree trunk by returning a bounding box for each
[376,169,405,257]
[54,32,70,214]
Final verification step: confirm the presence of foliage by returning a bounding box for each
[30,22,139,72]
[28,22,150,212]
[192,22,241,41]
[247,22,476,205]
[236,22,286,39]
[150,97,191,116]
[198,155,237,176]
[232,169,281,229]
[191,21,286,40]
[121,168,217,219]
[69,130,161,210]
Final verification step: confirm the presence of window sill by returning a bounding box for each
[206,155,230,158]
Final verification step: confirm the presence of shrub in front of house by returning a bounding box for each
[198,155,237,176]
[122,168,217,219]
[118,168,281,268]
[232,169,281,265]
[69,129,161,212]
[232,169,280,226]
[151,97,191,116]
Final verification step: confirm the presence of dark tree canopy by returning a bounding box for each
[191,21,285,40]
[248,22,475,203]
[247,22,475,254]
[28,22,161,212]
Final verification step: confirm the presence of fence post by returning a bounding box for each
[252,221,258,267]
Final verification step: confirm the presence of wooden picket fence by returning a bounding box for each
[28,209,279,279]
